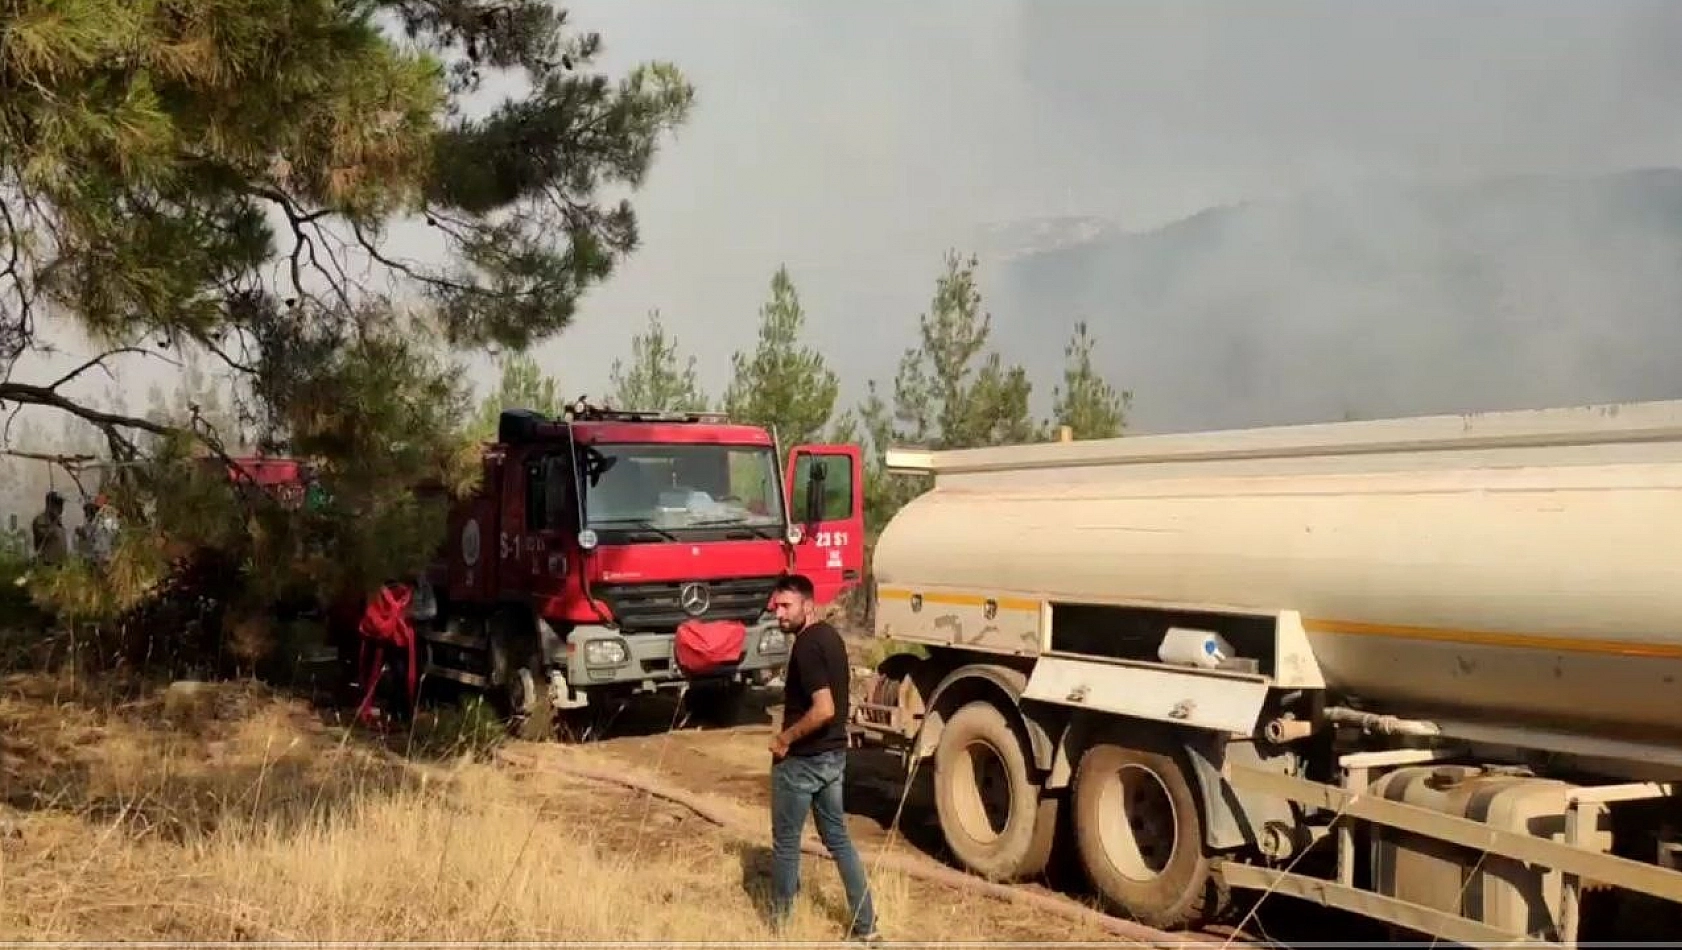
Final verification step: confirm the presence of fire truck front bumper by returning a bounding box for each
[557,618,789,693]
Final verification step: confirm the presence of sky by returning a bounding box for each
[13,0,1682,456]
[526,0,1682,415]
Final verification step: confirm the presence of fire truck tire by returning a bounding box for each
[506,663,556,741]
[486,611,555,742]
[932,700,1059,882]
[1070,742,1225,930]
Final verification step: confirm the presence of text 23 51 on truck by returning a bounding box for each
[413,403,865,737]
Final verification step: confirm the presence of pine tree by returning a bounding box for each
[0,2,695,661]
[608,310,707,412]
[469,353,565,439]
[1051,321,1129,440]
[1,0,694,454]
[858,250,1042,531]
[888,252,1039,451]
[722,265,841,447]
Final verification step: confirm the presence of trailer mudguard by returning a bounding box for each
[920,662,1056,773]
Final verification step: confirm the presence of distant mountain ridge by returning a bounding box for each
[984,168,1682,434]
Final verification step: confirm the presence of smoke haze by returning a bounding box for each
[13,0,1682,452]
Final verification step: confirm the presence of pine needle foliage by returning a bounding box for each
[0,0,695,673]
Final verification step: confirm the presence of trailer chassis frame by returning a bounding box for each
[1225,748,1681,949]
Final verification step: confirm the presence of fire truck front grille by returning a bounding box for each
[593,576,780,632]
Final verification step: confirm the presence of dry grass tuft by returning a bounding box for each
[0,671,1112,943]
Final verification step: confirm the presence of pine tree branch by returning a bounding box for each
[0,380,173,460]
[46,346,155,391]
[233,179,357,314]
[0,189,41,366]
[350,220,484,298]
[194,332,260,375]
[1,449,96,500]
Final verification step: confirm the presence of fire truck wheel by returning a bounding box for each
[932,700,1059,882]
[505,664,556,741]
[1070,742,1226,930]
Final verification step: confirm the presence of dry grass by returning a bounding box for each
[0,671,1112,943]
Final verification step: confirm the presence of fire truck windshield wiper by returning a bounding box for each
[684,515,754,528]
[685,517,779,539]
[591,518,679,541]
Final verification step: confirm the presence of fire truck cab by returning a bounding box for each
[418,404,866,735]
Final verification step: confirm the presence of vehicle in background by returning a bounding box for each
[417,403,865,737]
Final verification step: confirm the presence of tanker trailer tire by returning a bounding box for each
[1071,742,1226,930]
[932,700,1059,882]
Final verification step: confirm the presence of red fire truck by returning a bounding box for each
[412,404,866,737]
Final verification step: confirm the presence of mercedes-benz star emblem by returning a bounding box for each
[679,582,711,617]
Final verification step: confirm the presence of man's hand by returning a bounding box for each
[772,687,834,764]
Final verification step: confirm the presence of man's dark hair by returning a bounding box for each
[773,573,816,600]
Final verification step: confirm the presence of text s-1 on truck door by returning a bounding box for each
[785,444,865,607]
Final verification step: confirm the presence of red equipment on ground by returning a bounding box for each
[354,582,418,727]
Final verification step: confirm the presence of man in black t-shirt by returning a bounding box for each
[765,573,879,943]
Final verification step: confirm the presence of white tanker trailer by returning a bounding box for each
[849,400,1682,947]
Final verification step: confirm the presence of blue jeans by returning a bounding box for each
[770,748,877,935]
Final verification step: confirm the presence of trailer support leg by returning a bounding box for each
[1560,801,1584,950]
[1337,764,1365,887]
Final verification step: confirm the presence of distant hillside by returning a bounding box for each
[985,169,1682,434]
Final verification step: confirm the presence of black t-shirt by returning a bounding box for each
[780,620,850,756]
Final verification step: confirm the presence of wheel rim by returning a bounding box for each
[509,667,538,717]
[951,737,1015,845]
[1094,763,1178,881]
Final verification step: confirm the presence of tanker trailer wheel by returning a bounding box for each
[932,700,1059,881]
[1071,743,1226,930]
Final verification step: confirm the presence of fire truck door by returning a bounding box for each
[520,451,575,603]
[784,444,865,607]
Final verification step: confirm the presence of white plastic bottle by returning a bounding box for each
[1157,627,1235,670]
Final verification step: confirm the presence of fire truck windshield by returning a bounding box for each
[580,442,785,532]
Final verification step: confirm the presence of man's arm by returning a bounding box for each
[778,687,836,747]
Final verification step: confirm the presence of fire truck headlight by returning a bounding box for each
[583,638,628,667]
[757,628,788,655]
[577,529,599,551]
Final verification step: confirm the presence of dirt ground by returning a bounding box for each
[532,652,1376,949]
[0,605,1384,945]
[0,665,1130,943]
[543,688,1037,897]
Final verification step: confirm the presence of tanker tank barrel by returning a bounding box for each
[882,398,1682,477]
